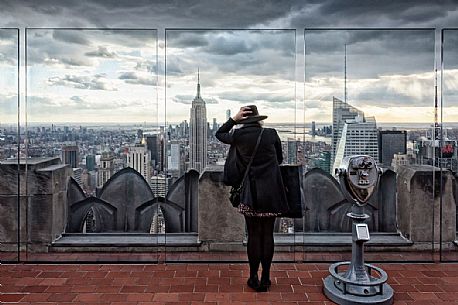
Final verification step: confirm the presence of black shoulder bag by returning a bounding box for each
[229,128,264,207]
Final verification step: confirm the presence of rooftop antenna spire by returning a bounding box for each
[197,67,201,98]
[344,44,347,104]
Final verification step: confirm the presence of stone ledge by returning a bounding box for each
[48,232,415,253]
[52,232,200,247]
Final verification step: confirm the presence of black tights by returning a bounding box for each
[245,216,276,280]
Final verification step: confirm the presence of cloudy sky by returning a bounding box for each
[0,0,458,125]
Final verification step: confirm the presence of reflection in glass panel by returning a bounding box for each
[166,29,296,261]
[26,29,158,261]
[0,29,19,262]
[441,29,458,261]
[304,29,435,261]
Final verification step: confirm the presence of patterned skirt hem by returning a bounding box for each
[238,203,282,217]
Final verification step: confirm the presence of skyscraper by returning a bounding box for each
[168,140,181,172]
[150,175,170,197]
[146,134,160,166]
[97,151,114,188]
[287,138,298,164]
[212,118,218,136]
[61,143,79,168]
[332,97,364,162]
[86,154,96,171]
[127,143,151,183]
[189,72,207,173]
[378,130,407,166]
[332,97,378,173]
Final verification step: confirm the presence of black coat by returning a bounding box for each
[216,118,289,214]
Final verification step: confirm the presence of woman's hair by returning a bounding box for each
[241,121,264,128]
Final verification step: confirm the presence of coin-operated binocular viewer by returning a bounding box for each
[323,155,394,305]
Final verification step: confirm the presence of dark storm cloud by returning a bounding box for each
[0,29,18,40]
[316,0,454,24]
[1,0,457,31]
[0,29,19,66]
[443,30,458,70]
[204,36,253,55]
[26,29,95,66]
[52,30,91,45]
[0,0,299,28]
[290,0,458,28]
[47,74,117,90]
[166,32,209,48]
[26,29,156,68]
[85,30,157,49]
[166,30,296,81]
[304,29,435,79]
[304,30,435,56]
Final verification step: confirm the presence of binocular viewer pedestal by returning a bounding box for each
[323,155,394,305]
[323,205,394,305]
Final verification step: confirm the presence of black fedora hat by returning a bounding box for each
[238,105,268,124]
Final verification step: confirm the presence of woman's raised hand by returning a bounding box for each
[233,107,252,122]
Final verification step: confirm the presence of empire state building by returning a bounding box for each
[189,73,207,173]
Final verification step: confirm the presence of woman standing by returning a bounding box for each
[216,105,289,292]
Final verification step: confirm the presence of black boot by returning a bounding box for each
[260,277,271,289]
[247,275,261,291]
[260,270,271,290]
[247,275,268,292]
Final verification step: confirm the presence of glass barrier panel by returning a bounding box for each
[304,29,436,262]
[165,29,297,262]
[440,29,458,262]
[25,28,159,262]
[0,28,20,263]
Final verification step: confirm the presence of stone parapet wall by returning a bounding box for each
[396,165,456,243]
[0,158,71,252]
[198,169,245,244]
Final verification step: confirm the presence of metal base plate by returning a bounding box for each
[323,276,394,305]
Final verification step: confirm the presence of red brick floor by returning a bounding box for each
[0,250,439,262]
[2,262,458,304]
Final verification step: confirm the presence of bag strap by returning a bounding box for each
[239,128,264,187]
